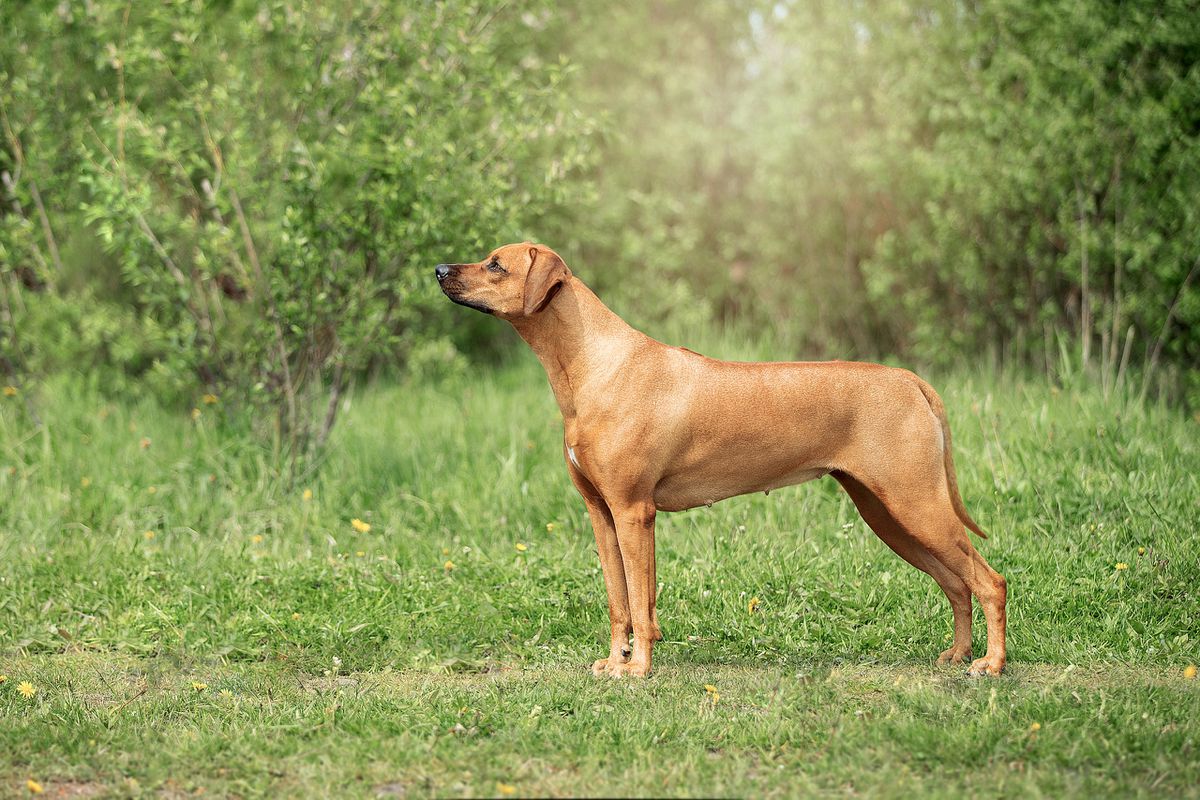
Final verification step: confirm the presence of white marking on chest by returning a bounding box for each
[567,446,581,469]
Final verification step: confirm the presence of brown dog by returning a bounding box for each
[436,243,1006,677]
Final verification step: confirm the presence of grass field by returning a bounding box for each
[2,354,1198,798]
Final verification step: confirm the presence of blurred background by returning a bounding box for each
[2,0,1197,455]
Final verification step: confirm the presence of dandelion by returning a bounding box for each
[302,488,313,502]
[0,675,6,683]
[17,681,36,698]
[251,534,264,544]
[351,518,371,533]
[748,596,761,614]
[546,522,556,532]
[26,779,43,794]
[147,486,157,495]
[143,531,155,540]
[704,684,720,705]
[3,386,17,397]
[191,408,201,420]
[140,437,152,449]
[1185,665,1197,680]
[202,393,218,405]
[1029,722,1041,732]
[1115,562,1128,571]
[191,681,208,692]
[444,560,455,571]
[356,550,365,557]
[219,689,233,699]
[497,784,517,796]
[515,542,528,552]
[1137,546,1146,555]
[292,612,302,620]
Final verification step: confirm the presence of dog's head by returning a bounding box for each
[435,242,570,319]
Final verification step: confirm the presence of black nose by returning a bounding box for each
[435,264,451,282]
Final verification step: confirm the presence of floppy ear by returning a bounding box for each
[523,246,569,316]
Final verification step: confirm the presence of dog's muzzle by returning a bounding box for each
[435,263,493,314]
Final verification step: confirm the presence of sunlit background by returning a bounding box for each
[2,0,1197,441]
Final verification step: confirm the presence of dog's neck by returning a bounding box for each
[510,276,638,421]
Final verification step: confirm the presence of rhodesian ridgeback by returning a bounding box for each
[436,243,1007,678]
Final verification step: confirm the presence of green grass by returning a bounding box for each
[1,357,1198,797]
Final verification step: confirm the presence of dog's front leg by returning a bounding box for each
[607,500,657,677]
[569,467,633,675]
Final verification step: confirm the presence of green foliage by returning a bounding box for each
[1,0,593,456]
[2,0,1198,451]
[552,0,1198,401]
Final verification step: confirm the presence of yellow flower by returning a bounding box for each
[515,542,528,552]
[251,534,264,544]
[0,675,6,683]
[1115,562,1128,571]
[80,476,92,488]
[219,689,233,699]
[1029,722,1041,732]
[3,385,17,397]
[147,486,157,495]
[192,681,208,692]
[497,784,517,796]
[292,612,302,620]
[748,596,761,614]
[444,560,455,571]
[17,681,36,698]
[704,684,718,693]
[202,393,219,405]
[546,522,556,532]
[1137,546,1146,555]
[302,488,313,502]
[143,530,155,540]
[1185,664,1197,680]
[356,550,365,557]
[703,684,720,705]
[26,779,43,794]
[351,518,371,533]
[191,407,201,420]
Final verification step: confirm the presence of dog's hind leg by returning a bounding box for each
[835,472,974,665]
[864,481,1007,676]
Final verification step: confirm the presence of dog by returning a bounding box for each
[436,243,1006,677]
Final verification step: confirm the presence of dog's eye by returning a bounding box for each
[487,260,506,274]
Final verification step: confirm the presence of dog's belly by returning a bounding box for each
[652,464,830,512]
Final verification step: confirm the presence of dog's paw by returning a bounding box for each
[966,655,1005,676]
[937,646,971,665]
[605,660,651,678]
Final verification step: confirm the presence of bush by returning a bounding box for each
[1,0,594,460]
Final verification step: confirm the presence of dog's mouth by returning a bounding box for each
[440,283,493,315]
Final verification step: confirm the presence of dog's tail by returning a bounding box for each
[914,378,989,540]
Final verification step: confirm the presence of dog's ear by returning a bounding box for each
[523,246,569,316]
